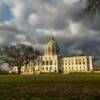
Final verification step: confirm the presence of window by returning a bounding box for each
[79,62,81,65]
[34,62,36,66]
[46,61,48,65]
[46,67,48,70]
[42,67,44,70]
[42,61,45,65]
[50,67,52,70]
[55,62,56,65]
[69,61,70,65]
[52,48,55,54]
[66,62,67,65]
[15,68,17,71]
[50,61,52,65]
[83,62,85,64]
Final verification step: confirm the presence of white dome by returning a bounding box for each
[44,37,60,55]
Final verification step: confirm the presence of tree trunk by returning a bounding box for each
[18,66,21,75]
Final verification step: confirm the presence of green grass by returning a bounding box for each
[0,73,100,100]
[0,73,100,83]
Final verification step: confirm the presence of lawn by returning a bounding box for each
[0,73,100,100]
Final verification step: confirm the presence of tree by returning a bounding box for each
[0,44,40,75]
[81,0,100,15]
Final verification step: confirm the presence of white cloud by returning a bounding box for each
[63,0,78,4]
[69,21,82,35]
[0,35,6,44]
[28,13,39,26]
[0,36,4,43]
[14,34,26,41]
[11,1,29,29]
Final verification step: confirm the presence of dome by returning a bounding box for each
[44,37,60,55]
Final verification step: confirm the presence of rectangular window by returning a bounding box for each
[66,62,67,65]
[55,62,56,65]
[42,61,44,65]
[50,61,52,65]
[79,62,81,64]
[46,67,48,70]
[46,61,48,65]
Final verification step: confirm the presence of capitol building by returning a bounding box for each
[10,37,93,74]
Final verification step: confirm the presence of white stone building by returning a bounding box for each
[10,37,94,74]
[63,56,93,73]
[39,37,62,73]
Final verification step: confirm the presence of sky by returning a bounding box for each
[0,0,100,64]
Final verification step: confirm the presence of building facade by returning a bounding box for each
[39,37,62,73]
[63,56,93,73]
[10,37,94,74]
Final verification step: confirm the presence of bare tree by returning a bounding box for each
[81,0,100,15]
[0,44,40,75]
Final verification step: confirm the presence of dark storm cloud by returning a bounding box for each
[0,24,36,46]
[0,25,20,34]
[48,32,99,58]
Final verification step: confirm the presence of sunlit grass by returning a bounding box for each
[0,73,100,83]
[0,73,100,100]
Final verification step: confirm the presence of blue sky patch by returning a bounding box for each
[0,4,13,21]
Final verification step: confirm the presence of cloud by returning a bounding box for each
[0,0,100,65]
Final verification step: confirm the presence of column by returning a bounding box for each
[89,56,93,71]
